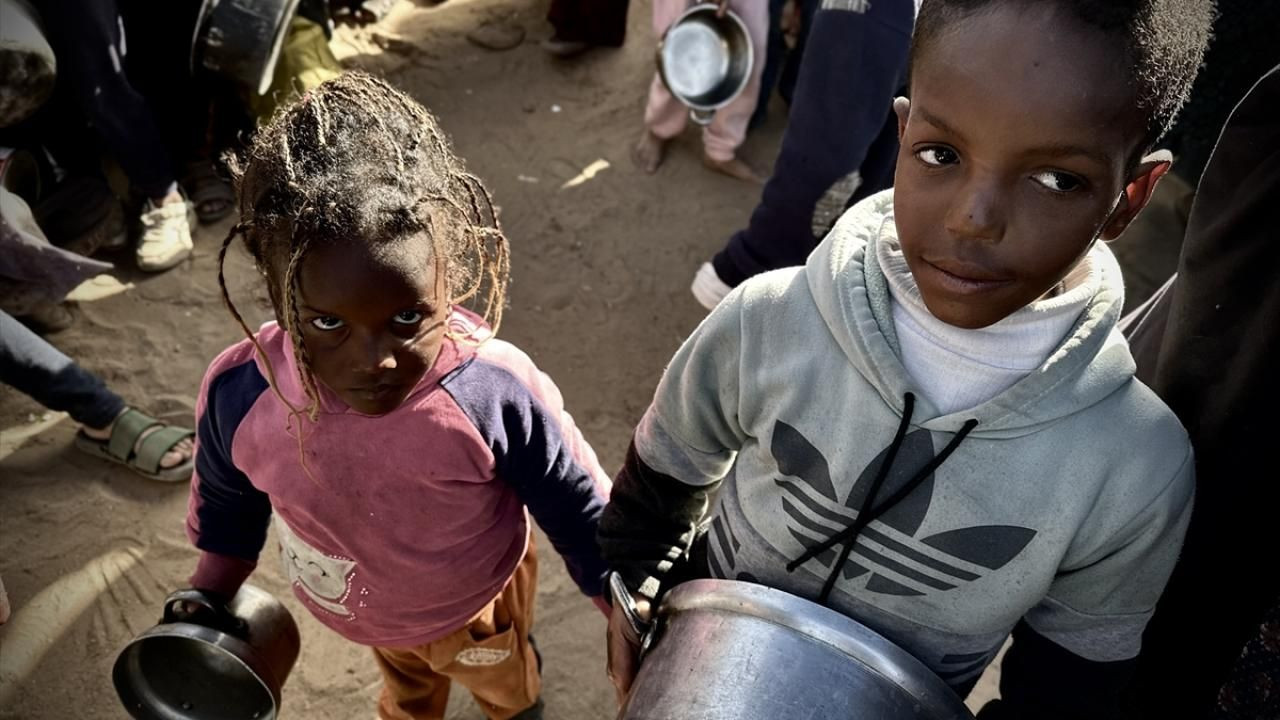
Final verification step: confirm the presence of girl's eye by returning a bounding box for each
[393,310,424,325]
[310,316,345,331]
[915,146,959,167]
[1031,171,1084,193]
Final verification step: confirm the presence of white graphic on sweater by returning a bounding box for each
[277,519,357,618]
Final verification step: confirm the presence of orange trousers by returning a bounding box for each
[372,542,540,720]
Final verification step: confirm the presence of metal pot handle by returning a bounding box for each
[163,588,247,637]
[689,108,716,126]
[608,571,654,655]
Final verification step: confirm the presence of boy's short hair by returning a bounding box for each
[911,0,1215,147]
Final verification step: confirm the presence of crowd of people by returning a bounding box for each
[1,0,1278,719]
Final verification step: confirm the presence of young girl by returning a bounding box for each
[181,73,610,720]
[632,0,769,183]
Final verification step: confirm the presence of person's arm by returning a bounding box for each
[980,448,1195,719]
[598,293,748,600]
[185,358,274,601]
[444,345,612,601]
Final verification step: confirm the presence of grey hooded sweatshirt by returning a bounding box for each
[600,190,1194,697]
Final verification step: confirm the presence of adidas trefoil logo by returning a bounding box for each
[767,420,1036,597]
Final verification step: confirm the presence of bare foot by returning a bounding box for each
[703,155,765,184]
[631,130,668,174]
[83,409,194,470]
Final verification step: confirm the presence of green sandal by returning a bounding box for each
[74,408,195,483]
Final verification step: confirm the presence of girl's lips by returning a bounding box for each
[350,383,402,399]
[923,259,1015,294]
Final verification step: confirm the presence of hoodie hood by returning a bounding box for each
[805,190,1136,438]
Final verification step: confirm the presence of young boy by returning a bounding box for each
[601,0,1213,716]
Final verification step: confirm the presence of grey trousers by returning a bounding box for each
[0,311,125,428]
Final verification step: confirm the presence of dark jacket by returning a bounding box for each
[1121,64,1280,720]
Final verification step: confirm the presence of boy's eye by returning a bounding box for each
[915,146,959,167]
[393,310,424,325]
[1031,170,1084,193]
[310,316,345,331]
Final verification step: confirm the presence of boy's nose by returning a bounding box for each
[945,181,1005,243]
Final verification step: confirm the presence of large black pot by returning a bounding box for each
[191,0,302,95]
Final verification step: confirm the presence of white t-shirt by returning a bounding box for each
[877,237,1097,415]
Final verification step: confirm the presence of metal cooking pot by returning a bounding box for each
[616,578,974,720]
[113,585,301,720]
[657,3,754,126]
[191,0,302,95]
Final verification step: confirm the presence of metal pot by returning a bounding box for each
[657,3,754,126]
[616,578,974,720]
[113,585,301,720]
[191,0,302,95]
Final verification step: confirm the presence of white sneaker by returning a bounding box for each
[136,198,194,272]
[690,262,733,311]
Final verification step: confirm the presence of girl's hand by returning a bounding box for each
[163,588,244,635]
[606,592,651,706]
[169,600,204,619]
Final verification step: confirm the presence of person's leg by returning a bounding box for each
[701,0,770,181]
[117,0,229,227]
[0,311,125,428]
[37,0,175,200]
[750,0,790,129]
[372,645,453,720]
[0,311,193,474]
[0,572,9,625]
[36,0,193,271]
[805,108,899,240]
[777,0,819,104]
[428,540,541,720]
[634,0,692,173]
[117,0,208,168]
[702,0,915,298]
[546,0,630,50]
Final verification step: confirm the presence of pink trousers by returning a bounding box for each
[644,0,769,162]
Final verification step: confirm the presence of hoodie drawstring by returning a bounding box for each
[786,392,980,605]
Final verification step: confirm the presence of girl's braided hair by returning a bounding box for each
[217,72,509,424]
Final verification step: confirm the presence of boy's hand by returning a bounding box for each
[606,591,651,706]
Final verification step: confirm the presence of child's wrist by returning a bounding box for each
[189,551,256,600]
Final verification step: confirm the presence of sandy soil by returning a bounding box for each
[0,0,1174,717]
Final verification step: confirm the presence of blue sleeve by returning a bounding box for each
[443,359,609,597]
[188,360,273,562]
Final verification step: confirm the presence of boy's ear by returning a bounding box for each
[1100,149,1173,240]
[894,97,910,141]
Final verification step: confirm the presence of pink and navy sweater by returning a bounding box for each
[186,310,611,647]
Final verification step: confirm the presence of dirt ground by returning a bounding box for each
[0,0,1180,717]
